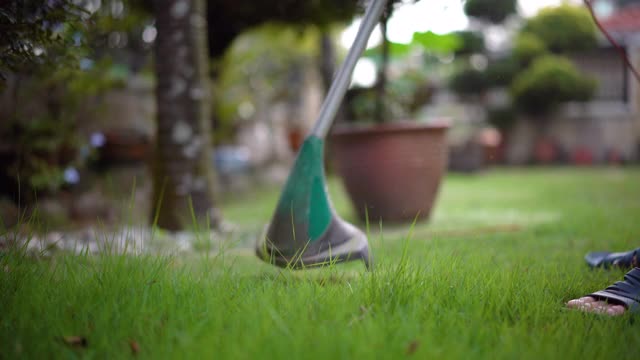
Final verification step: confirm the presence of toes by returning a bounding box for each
[578,297,596,303]
[589,301,610,313]
[567,298,628,316]
[567,299,582,308]
[607,305,626,316]
[567,296,597,308]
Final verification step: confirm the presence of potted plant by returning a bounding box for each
[329,2,456,223]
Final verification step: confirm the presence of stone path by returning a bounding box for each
[0,223,258,256]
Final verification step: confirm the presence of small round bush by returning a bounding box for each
[449,67,489,96]
[513,33,547,66]
[510,55,596,115]
[487,106,516,131]
[522,5,596,53]
[464,0,517,23]
[453,31,485,55]
[485,57,519,88]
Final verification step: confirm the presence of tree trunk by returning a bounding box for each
[319,31,344,125]
[151,0,220,231]
[375,17,389,124]
[319,32,336,93]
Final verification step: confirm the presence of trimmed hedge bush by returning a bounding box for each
[485,57,519,87]
[464,0,517,23]
[453,31,485,55]
[513,33,547,66]
[450,68,489,96]
[510,55,596,115]
[521,5,596,53]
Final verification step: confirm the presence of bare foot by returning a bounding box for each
[566,296,626,316]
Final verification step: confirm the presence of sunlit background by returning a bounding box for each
[345,0,588,86]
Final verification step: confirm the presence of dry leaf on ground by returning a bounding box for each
[61,336,88,348]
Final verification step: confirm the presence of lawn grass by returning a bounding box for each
[2,167,640,359]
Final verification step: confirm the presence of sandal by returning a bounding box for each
[585,248,639,269]
[588,267,640,314]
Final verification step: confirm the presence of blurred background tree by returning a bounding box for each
[463,0,517,24]
[512,33,547,67]
[214,24,320,141]
[0,1,133,204]
[510,5,597,117]
[149,0,362,230]
[0,1,86,80]
[448,2,598,132]
[453,31,485,56]
[520,4,597,53]
[150,0,218,230]
[204,0,358,60]
[1,0,363,231]
[511,55,596,116]
[346,1,463,124]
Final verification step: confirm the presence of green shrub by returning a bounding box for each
[2,60,121,198]
[464,0,517,23]
[0,1,86,80]
[453,31,485,55]
[345,69,432,123]
[487,106,516,131]
[449,68,489,96]
[215,24,319,137]
[485,57,519,88]
[522,5,596,53]
[510,55,596,115]
[513,33,547,66]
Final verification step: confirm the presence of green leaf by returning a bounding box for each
[411,31,462,54]
[389,42,413,57]
[363,32,461,61]
[363,41,414,63]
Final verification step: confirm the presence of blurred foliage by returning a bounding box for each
[214,24,320,141]
[453,31,485,56]
[449,68,489,97]
[486,105,516,131]
[513,33,547,66]
[504,4,598,117]
[0,0,87,81]
[347,88,387,124]
[353,26,457,123]
[0,0,147,199]
[449,2,599,125]
[205,0,361,58]
[391,68,434,115]
[364,31,462,60]
[412,31,462,55]
[2,59,120,196]
[463,0,517,23]
[510,55,596,115]
[485,57,519,88]
[85,0,153,73]
[521,5,597,53]
[347,67,433,123]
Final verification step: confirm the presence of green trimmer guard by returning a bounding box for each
[256,136,370,269]
[256,0,388,269]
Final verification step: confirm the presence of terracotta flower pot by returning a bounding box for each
[330,121,449,223]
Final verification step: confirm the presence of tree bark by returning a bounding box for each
[375,16,389,124]
[319,31,344,125]
[151,0,220,231]
[319,32,336,94]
